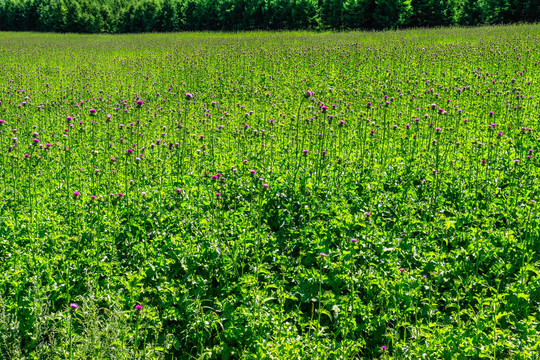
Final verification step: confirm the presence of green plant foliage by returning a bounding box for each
[1,25,540,358]
[0,0,537,32]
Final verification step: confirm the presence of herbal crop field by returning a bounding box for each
[1,26,540,359]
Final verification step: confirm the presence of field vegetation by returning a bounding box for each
[1,25,540,358]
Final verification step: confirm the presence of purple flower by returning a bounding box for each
[135,304,143,311]
[185,93,193,100]
[381,345,387,350]
[302,149,309,156]
[320,252,327,257]
[137,100,144,106]
[127,149,133,154]
[176,187,183,193]
[215,192,221,198]
[399,268,405,272]
[118,192,124,197]
[73,191,80,197]
[351,238,358,242]
[69,303,79,310]
[89,108,97,115]
[305,90,313,98]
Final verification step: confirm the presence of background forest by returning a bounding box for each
[0,0,538,33]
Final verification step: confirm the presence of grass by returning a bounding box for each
[0,24,540,359]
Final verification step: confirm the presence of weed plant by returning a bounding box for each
[1,25,540,358]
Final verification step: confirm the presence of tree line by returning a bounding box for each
[0,0,538,33]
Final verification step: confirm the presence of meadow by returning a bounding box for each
[0,25,540,359]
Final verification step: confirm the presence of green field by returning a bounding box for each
[1,26,540,359]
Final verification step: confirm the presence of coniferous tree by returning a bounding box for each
[343,0,376,29]
[37,0,68,32]
[372,0,410,29]
[456,0,484,25]
[157,0,181,32]
[319,0,345,29]
[409,0,454,27]
[292,0,320,29]
[217,0,245,30]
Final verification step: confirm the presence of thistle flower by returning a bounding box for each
[69,303,79,310]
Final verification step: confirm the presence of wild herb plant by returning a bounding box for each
[0,25,540,358]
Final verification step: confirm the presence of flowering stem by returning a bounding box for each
[69,312,73,360]
[134,313,141,360]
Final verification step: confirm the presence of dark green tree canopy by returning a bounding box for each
[0,0,537,33]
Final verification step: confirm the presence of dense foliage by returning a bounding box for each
[0,0,538,33]
[1,25,540,358]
